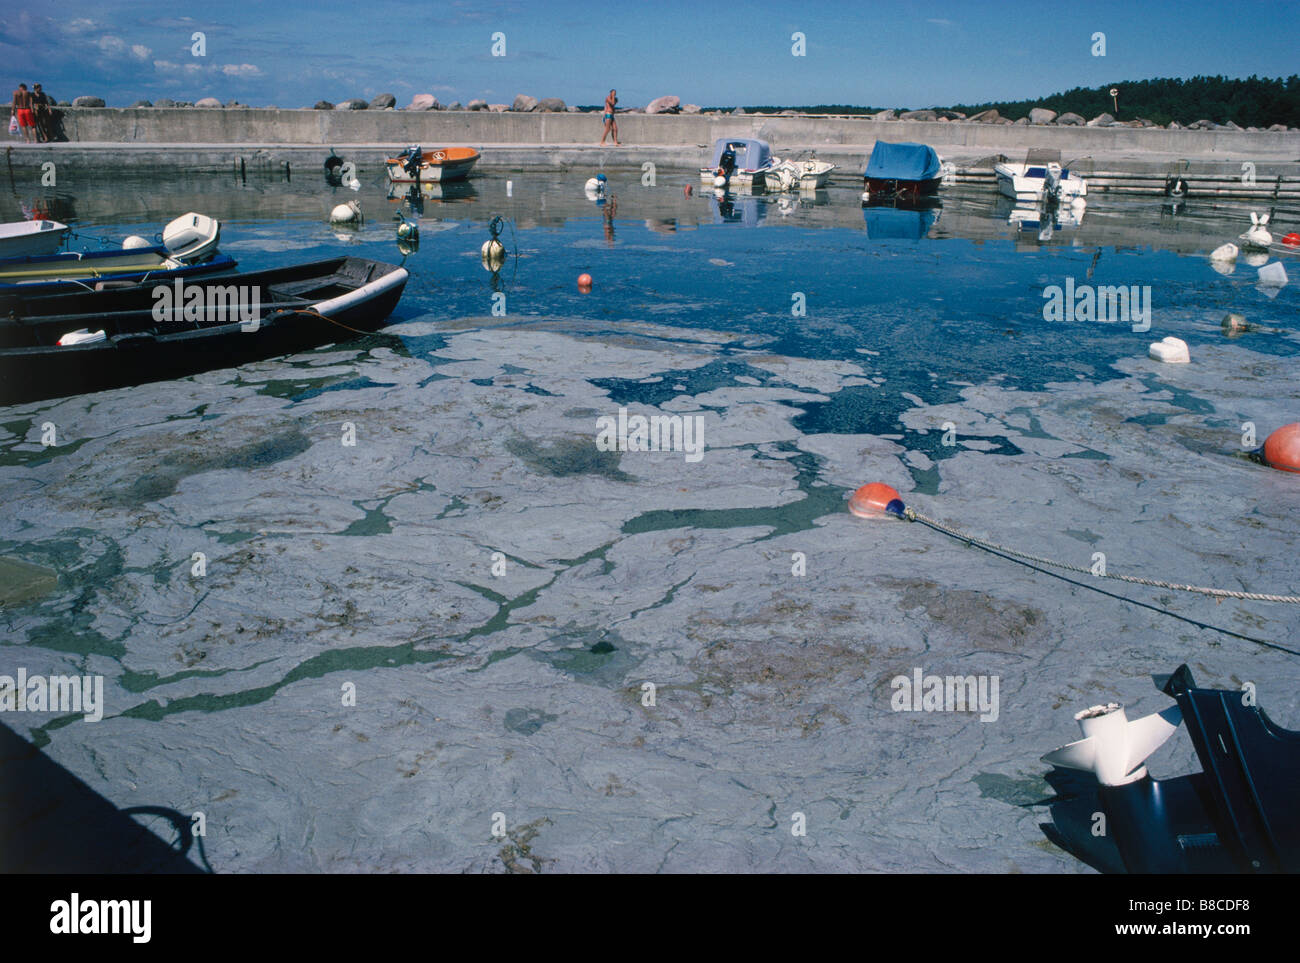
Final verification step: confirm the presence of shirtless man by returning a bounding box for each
[11,83,35,143]
[599,89,620,146]
[31,84,52,142]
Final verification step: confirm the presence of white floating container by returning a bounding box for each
[1258,260,1289,288]
[1149,336,1190,364]
[1209,242,1238,262]
[57,328,107,346]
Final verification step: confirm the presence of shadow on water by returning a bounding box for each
[0,721,209,873]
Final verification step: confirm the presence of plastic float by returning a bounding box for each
[1209,242,1238,262]
[329,200,362,224]
[847,482,905,518]
[584,173,607,198]
[1239,211,1272,250]
[1283,232,1300,247]
[1148,336,1190,363]
[1041,665,1300,873]
[1257,260,1289,288]
[1262,423,1300,473]
[577,273,592,291]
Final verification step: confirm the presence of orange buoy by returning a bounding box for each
[1283,232,1300,246]
[1262,422,1300,473]
[577,273,593,291]
[684,184,693,197]
[848,482,905,518]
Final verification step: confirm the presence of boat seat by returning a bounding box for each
[266,277,337,300]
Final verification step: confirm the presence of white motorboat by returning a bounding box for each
[0,219,69,259]
[765,156,836,191]
[995,148,1087,202]
[700,137,777,190]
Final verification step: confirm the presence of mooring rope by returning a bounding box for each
[900,507,1300,604]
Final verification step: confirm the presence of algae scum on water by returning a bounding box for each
[1,170,1297,872]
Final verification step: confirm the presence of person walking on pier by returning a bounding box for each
[31,84,53,143]
[599,89,620,146]
[10,83,36,143]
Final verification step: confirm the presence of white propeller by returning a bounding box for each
[1042,702,1182,786]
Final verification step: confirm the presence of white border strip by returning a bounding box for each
[311,266,409,317]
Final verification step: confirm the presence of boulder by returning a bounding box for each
[732,106,746,115]
[154,98,177,108]
[467,99,488,111]
[645,95,680,114]
[566,106,580,112]
[225,100,248,108]
[195,97,222,108]
[899,109,937,121]
[176,101,193,108]
[1268,123,1287,132]
[1086,112,1114,126]
[511,94,538,112]
[872,109,896,121]
[1224,120,1243,130]
[335,98,368,110]
[995,116,1014,124]
[967,108,1001,123]
[313,100,334,110]
[72,96,106,107]
[1167,120,1183,130]
[1055,112,1085,126]
[536,97,566,112]
[406,93,439,111]
[935,109,965,120]
[489,104,508,112]
[446,101,461,111]
[681,103,701,114]
[1028,107,1056,124]
[369,92,396,109]
[129,99,153,108]
[1014,117,1029,125]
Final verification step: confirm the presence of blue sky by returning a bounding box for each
[2,0,1296,108]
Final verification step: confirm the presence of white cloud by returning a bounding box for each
[221,63,262,78]
[132,44,151,60]
[66,18,98,35]
[926,18,955,27]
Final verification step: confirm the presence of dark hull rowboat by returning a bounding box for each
[0,257,408,405]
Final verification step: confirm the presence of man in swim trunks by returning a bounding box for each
[599,89,620,146]
[11,83,36,143]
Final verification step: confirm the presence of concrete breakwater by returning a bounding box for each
[16,107,1300,159]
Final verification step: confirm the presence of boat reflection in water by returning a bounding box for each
[386,180,477,209]
[1000,195,1086,243]
[862,197,941,240]
[710,191,766,227]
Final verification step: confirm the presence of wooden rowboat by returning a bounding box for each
[385,146,479,183]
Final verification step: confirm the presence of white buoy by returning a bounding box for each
[480,238,505,270]
[121,235,150,250]
[713,175,726,188]
[1209,242,1238,262]
[1239,211,1272,250]
[330,200,362,224]
[584,177,605,194]
[1042,702,1182,787]
[1148,336,1190,364]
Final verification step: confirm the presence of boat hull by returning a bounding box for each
[864,176,942,201]
[0,260,408,405]
[699,167,773,190]
[0,249,236,296]
[385,148,479,183]
[0,221,69,259]
[994,163,1088,201]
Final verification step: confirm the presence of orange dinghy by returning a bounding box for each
[385,145,480,183]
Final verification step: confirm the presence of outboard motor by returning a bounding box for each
[401,145,424,180]
[718,148,737,178]
[323,149,345,185]
[1043,161,1063,203]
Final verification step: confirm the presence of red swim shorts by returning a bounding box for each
[15,108,34,127]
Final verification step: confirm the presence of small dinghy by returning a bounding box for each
[385,145,480,183]
[0,219,70,259]
[0,212,229,296]
[0,257,408,404]
[765,156,836,192]
[863,141,944,202]
[995,148,1087,202]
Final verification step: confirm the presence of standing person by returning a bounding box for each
[31,84,52,143]
[11,83,35,143]
[599,88,620,146]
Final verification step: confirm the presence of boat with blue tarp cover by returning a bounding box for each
[863,141,944,201]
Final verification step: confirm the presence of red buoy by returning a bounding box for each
[1263,422,1300,473]
[1283,232,1300,247]
[577,273,593,291]
[848,482,904,518]
[684,184,693,197]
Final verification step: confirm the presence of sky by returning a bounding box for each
[1,0,1297,109]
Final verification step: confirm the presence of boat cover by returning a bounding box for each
[865,141,941,182]
[709,138,772,171]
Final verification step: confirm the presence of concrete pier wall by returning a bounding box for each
[40,107,1300,158]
